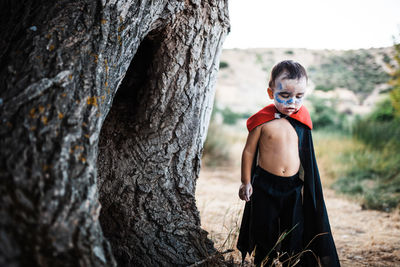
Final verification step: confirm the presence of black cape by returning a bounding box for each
[237,117,340,267]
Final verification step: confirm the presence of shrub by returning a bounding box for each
[308,96,350,132]
[353,97,400,150]
[331,96,400,211]
[220,107,243,125]
[353,118,400,150]
[314,85,334,92]
[367,98,396,121]
[332,143,400,211]
[382,53,391,64]
[219,61,229,69]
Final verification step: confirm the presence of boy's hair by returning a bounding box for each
[268,60,308,89]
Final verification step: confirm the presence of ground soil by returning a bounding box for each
[196,166,400,266]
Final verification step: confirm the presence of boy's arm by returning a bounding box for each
[241,125,262,184]
[239,125,262,201]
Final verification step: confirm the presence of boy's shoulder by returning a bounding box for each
[247,104,313,132]
[246,104,276,132]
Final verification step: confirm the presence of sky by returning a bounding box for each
[223,0,400,50]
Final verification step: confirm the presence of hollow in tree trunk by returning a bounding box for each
[0,1,229,266]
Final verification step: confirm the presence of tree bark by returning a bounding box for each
[0,1,229,266]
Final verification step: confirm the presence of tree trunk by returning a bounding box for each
[0,1,229,266]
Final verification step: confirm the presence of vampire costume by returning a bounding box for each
[237,104,340,267]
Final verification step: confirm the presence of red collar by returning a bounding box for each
[246,104,313,132]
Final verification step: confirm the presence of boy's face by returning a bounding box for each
[268,73,307,116]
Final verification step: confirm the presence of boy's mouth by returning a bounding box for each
[285,107,296,113]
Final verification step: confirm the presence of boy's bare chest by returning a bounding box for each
[259,119,298,148]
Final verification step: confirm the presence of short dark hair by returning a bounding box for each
[268,60,308,88]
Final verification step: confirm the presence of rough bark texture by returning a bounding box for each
[0,1,229,266]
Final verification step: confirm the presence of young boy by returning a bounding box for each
[237,60,340,267]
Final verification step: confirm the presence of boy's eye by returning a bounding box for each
[279,93,290,98]
[296,95,304,99]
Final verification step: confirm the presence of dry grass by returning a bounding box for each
[195,166,246,265]
[312,131,358,186]
[196,165,400,266]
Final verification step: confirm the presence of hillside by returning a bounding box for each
[214,47,395,116]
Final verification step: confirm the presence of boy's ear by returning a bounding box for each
[267,88,274,99]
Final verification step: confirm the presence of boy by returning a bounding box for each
[237,60,340,267]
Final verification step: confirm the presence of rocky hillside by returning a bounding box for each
[214,47,395,116]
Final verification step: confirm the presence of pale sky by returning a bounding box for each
[224,0,400,50]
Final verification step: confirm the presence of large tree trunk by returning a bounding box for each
[0,1,229,266]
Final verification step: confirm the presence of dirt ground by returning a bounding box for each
[195,166,400,266]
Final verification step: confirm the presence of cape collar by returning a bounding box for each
[246,104,313,132]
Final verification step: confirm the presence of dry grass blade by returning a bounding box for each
[260,230,328,267]
[259,223,299,266]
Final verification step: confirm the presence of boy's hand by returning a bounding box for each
[238,183,253,202]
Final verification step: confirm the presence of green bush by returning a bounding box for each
[220,107,238,125]
[382,53,391,64]
[353,119,400,150]
[218,107,249,125]
[332,96,400,211]
[332,144,400,211]
[314,85,334,92]
[353,97,400,150]
[308,96,350,132]
[367,98,396,121]
[219,61,229,69]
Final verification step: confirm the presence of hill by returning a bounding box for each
[214,47,395,116]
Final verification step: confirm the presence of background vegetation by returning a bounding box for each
[202,103,248,167]
[204,38,400,212]
[329,39,400,211]
[308,50,390,96]
[317,98,400,211]
[311,37,400,212]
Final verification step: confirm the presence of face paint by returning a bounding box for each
[272,77,307,116]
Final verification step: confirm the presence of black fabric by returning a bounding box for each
[237,117,340,267]
[251,166,304,266]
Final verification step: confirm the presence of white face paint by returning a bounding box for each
[271,73,307,116]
